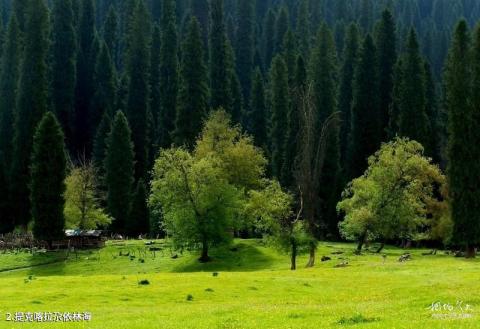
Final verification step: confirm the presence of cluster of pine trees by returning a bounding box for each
[0,0,479,248]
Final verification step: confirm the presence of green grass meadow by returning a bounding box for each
[0,240,479,328]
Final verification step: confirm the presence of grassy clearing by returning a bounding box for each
[0,239,478,328]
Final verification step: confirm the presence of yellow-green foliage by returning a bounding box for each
[338,138,451,243]
[64,163,111,230]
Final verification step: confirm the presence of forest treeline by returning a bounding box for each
[0,0,479,260]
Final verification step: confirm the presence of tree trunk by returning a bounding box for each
[306,243,315,267]
[376,242,385,253]
[465,245,476,259]
[290,242,297,270]
[199,239,210,262]
[356,232,367,253]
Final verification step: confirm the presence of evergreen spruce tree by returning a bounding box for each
[263,9,276,70]
[274,7,289,54]
[338,23,359,166]
[150,24,161,147]
[12,0,27,34]
[158,0,178,148]
[398,29,429,152]
[310,24,341,238]
[424,61,439,162]
[248,68,267,149]
[190,0,209,48]
[103,5,118,67]
[281,55,306,189]
[11,0,50,230]
[375,9,397,141]
[269,55,289,180]
[388,58,404,138]
[209,0,231,112]
[51,0,76,150]
[74,0,97,153]
[126,0,151,180]
[235,0,254,103]
[348,34,380,179]
[445,20,480,257]
[105,111,134,234]
[30,112,67,246]
[91,41,116,137]
[175,17,208,148]
[93,113,111,170]
[296,0,310,60]
[282,29,297,85]
[0,153,13,233]
[127,179,150,237]
[0,15,20,169]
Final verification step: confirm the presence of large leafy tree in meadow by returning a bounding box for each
[31,112,67,247]
[150,111,277,262]
[11,0,49,230]
[338,138,450,252]
[51,0,76,149]
[105,111,135,235]
[445,20,480,258]
[175,17,208,149]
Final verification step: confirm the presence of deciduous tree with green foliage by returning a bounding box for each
[64,161,111,230]
[338,138,450,252]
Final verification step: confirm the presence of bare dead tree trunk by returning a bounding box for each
[293,85,341,270]
[306,243,315,267]
[291,241,297,270]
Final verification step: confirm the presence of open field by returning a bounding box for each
[0,239,479,329]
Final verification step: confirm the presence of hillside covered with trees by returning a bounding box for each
[1,0,480,265]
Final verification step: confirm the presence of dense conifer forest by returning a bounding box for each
[1,0,480,262]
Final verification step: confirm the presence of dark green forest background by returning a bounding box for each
[0,0,479,243]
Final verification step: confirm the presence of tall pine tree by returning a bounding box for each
[158,0,178,148]
[348,34,380,179]
[105,111,135,234]
[235,0,254,103]
[445,20,480,258]
[375,9,397,141]
[11,0,50,230]
[209,0,231,112]
[397,29,429,152]
[30,112,67,246]
[269,55,289,180]
[126,0,151,180]
[175,17,208,148]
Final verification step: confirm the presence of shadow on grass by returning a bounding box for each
[27,251,67,277]
[171,241,277,273]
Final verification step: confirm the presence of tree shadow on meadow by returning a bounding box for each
[27,250,67,277]
[171,241,278,273]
